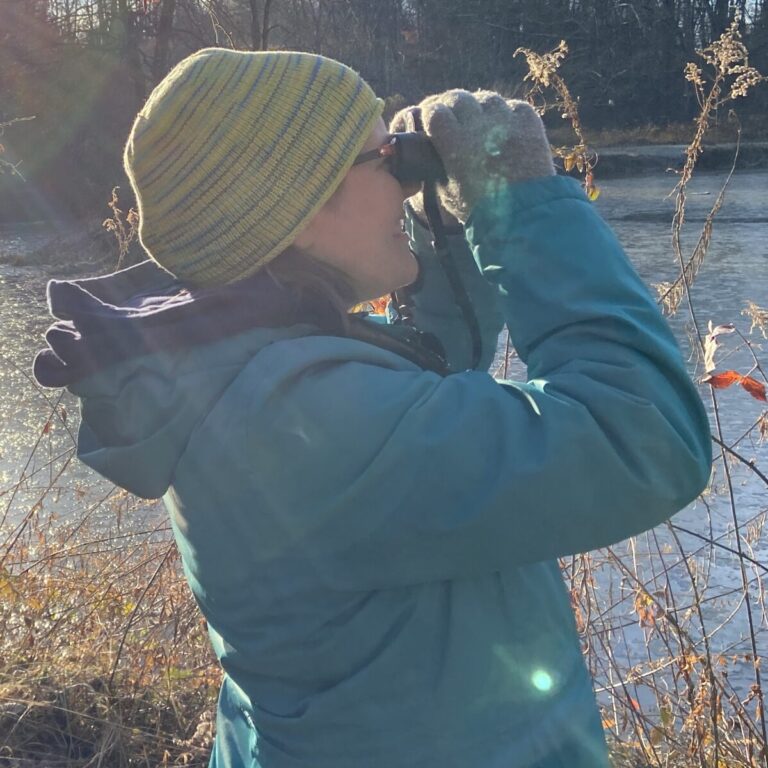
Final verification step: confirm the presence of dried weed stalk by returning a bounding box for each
[744,302,768,339]
[656,18,766,317]
[0,116,35,180]
[513,22,768,768]
[1,389,219,765]
[102,187,139,270]
[514,41,600,201]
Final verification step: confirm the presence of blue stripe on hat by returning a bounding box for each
[156,53,303,233]
[142,57,258,186]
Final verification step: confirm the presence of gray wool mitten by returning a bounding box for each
[398,89,555,223]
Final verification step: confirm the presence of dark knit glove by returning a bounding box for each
[395,90,555,223]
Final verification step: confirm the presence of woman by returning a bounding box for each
[35,49,712,767]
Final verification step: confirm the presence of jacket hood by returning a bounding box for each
[34,259,341,388]
[33,260,325,498]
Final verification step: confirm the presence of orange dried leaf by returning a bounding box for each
[740,375,767,402]
[369,296,389,315]
[564,153,576,172]
[702,370,742,389]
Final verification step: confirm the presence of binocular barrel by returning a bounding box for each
[388,132,448,187]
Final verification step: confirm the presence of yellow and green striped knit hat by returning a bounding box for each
[124,49,383,287]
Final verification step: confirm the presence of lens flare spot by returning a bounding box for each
[531,669,553,692]
[484,125,508,157]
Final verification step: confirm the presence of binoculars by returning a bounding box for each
[384,132,448,187]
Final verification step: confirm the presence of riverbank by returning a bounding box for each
[0,218,141,276]
[2,141,767,253]
[593,141,768,177]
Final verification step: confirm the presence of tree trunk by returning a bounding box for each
[152,0,176,82]
[248,0,261,49]
[261,0,273,49]
[247,0,273,51]
[116,0,145,105]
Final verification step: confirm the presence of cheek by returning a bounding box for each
[377,180,407,220]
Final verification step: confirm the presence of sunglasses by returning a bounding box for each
[352,135,397,169]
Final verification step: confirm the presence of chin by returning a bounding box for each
[355,253,418,305]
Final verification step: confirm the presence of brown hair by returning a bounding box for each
[264,246,357,334]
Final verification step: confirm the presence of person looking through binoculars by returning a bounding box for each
[35,50,711,768]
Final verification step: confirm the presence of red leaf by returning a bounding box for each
[42,421,51,435]
[703,370,767,402]
[702,370,742,389]
[740,376,767,402]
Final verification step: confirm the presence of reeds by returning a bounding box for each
[511,19,768,768]
[0,117,35,181]
[0,390,218,764]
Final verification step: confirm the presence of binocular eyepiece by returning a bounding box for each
[379,132,448,187]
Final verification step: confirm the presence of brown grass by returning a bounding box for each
[0,440,220,765]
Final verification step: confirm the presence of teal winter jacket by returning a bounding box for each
[51,176,711,767]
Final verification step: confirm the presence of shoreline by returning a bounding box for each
[2,144,768,230]
[591,141,768,177]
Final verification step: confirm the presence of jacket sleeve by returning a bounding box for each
[241,176,712,590]
[384,205,505,372]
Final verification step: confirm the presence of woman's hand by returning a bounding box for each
[391,90,554,223]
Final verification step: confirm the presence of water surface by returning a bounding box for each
[1,169,766,697]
